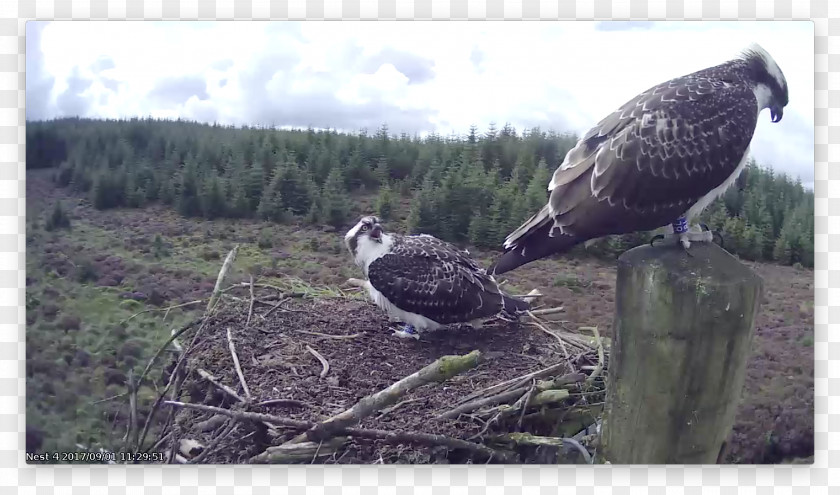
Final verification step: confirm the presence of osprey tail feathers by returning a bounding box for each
[489,211,583,275]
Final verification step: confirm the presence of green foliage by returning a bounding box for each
[309,167,352,229]
[29,118,813,268]
[375,184,396,221]
[45,201,71,231]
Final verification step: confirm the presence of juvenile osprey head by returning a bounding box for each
[344,215,385,258]
[738,43,789,123]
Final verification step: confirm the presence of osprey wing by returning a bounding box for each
[367,235,521,325]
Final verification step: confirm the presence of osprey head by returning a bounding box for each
[344,215,384,258]
[739,43,789,123]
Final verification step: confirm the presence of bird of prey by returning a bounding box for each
[344,216,531,339]
[489,43,789,276]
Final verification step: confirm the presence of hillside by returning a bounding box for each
[25,166,813,463]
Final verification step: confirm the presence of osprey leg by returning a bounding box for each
[648,217,715,254]
[392,324,420,340]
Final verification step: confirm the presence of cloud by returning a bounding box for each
[56,67,93,117]
[25,21,55,121]
[25,21,814,185]
[90,56,115,73]
[148,76,209,105]
[360,47,436,85]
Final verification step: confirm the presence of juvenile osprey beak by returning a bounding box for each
[370,224,383,241]
[770,105,784,123]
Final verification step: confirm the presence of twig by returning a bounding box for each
[438,387,528,420]
[293,329,363,340]
[120,299,205,325]
[263,297,289,318]
[527,311,569,359]
[529,306,565,317]
[92,393,127,405]
[246,275,255,326]
[255,399,309,409]
[126,370,139,453]
[227,328,252,401]
[457,361,569,405]
[488,433,593,464]
[517,380,538,432]
[207,245,239,314]
[582,326,605,386]
[378,397,423,418]
[289,350,484,444]
[197,368,245,403]
[187,420,237,464]
[162,402,516,464]
[306,345,330,379]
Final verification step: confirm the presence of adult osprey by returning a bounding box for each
[345,216,530,339]
[489,43,789,276]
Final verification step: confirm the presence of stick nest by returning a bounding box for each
[132,250,610,464]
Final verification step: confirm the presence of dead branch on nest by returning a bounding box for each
[305,345,330,379]
[207,245,239,313]
[527,311,569,359]
[246,275,255,326]
[488,433,593,464]
[287,350,484,445]
[529,306,565,317]
[198,368,245,403]
[457,361,570,406]
[293,329,363,340]
[161,401,514,463]
[186,420,237,464]
[255,398,309,409]
[438,387,528,420]
[582,326,605,386]
[227,328,252,401]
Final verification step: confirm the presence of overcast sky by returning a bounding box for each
[26,20,814,187]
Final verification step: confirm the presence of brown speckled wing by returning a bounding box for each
[367,235,506,325]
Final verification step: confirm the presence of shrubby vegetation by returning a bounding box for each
[27,117,813,267]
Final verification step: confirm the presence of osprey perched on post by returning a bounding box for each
[345,216,531,339]
[489,43,789,276]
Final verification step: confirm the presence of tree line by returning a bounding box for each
[27,117,814,267]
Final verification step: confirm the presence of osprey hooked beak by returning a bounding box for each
[770,104,784,123]
[368,222,383,242]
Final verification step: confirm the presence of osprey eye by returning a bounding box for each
[361,225,369,232]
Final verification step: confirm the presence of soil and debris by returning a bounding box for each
[148,280,607,464]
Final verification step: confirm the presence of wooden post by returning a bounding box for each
[600,242,763,464]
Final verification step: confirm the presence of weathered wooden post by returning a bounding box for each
[600,242,763,464]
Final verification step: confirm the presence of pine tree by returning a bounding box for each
[318,168,351,229]
[200,175,227,219]
[375,184,396,221]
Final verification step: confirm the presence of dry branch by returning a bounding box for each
[161,401,513,463]
[246,275,255,326]
[305,345,330,379]
[438,387,528,420]
[529,306,565,317]
[293,329,363,340]
[207,245,239,314]
[488,433,593,464]
[197,368,245,404]
[582,326,605,386]
[291,350,484,444]
[458,361,570,406]
[226,328,252,401]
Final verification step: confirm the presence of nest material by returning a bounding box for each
[130,248,609,464]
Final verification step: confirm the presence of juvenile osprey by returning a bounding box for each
[489,43,789,275]
[345,216,530,339]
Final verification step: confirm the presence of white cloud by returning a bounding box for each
[28,20,813,185]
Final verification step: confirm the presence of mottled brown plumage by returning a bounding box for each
[490,44,789,275]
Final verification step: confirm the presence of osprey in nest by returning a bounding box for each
[489,43,789,275]
[345,216,532,339]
